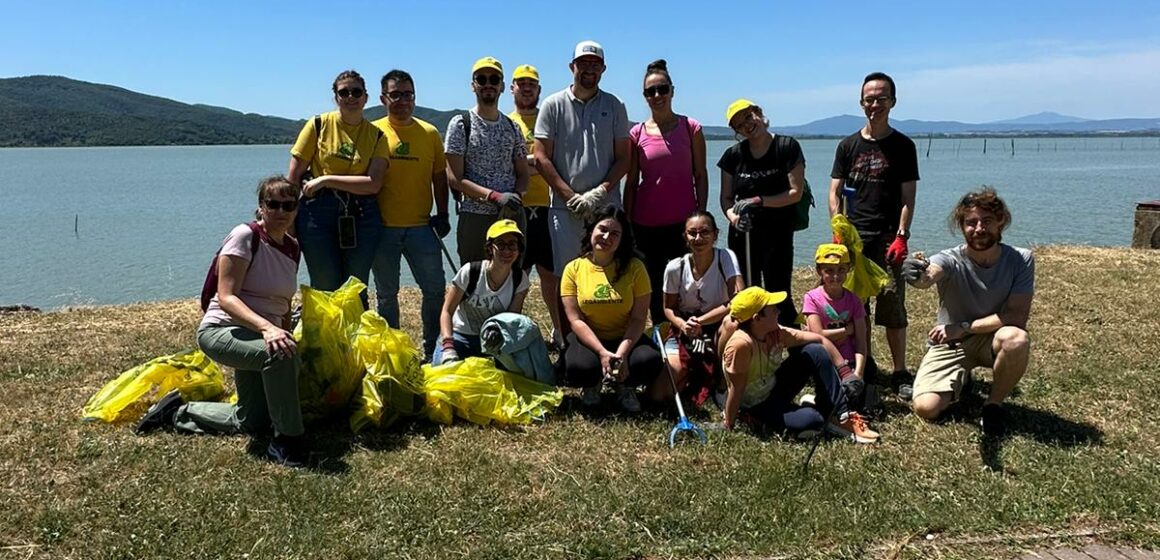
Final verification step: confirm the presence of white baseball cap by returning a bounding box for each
[572,40,604,62]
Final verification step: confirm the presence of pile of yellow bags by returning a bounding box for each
[831,214,891,301]
[81,349,225,423]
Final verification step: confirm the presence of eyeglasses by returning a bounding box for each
[473,74,503,86]
[385,90,415,101]
[860,96,893,107]
[263,199,298,212]
[336,87,365,99]
[643,84,672,98]
[492,241,520,252]
[685,228,714,239]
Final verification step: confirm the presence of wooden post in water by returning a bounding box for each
[1010,138,1015,157]
[926,134,932,158]
[74,214,78,237]
[983,138,987,154]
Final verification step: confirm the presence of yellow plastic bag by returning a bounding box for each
[831,214,890,301]
[81,349,225,423]
[350,312,425,432]
[295,277,368,422]
[421,357,563,426]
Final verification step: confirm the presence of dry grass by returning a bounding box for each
[2,245,1159,559]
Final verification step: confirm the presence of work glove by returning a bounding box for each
[488,191,523,214]
[735,211,754,233]
[731,196,762,217]
[428,212,451,239]
[567,187,606,221]
[885,235,909,266]
[900,257,929,285]
[565,192,592,219]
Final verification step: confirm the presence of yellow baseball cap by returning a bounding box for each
[725,99,757,127]
[486,218,523,241]
[729,287,787,322]
[513,64,539,81]
[472,56,503,75]
[814,243,850,265]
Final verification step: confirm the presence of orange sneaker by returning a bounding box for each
[827,411,880,444]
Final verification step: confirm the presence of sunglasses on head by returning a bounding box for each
[643,84,672,98]
[473,74,503,86]
[385,90,415,101]
[336,87,365,99]
[263,199,298,212]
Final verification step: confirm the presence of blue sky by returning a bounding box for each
[3,0,1158,126]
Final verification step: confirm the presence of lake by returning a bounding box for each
[2,136,1158,309]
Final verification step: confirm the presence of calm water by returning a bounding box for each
[3,137,1158,309]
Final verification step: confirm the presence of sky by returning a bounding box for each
[3,0,1158,126]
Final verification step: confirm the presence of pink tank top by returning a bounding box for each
[629,116,700,227]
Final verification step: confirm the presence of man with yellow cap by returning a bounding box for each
[445,56,530,264]
[716,286,878,443]
[802,243,875,407]
[508,63,563,348]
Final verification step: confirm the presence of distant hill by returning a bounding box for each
[988,111,1089,125]
[364,105,464,134]
[772,113,1160,138]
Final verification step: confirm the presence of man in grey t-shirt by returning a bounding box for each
[533,40,630,274]
[902,187,1034,437]
[446,56,530,264]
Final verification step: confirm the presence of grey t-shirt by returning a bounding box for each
[201,224,299,329]
[534,87,629,209]
[445,111,527,215]
[931,244,1035,326]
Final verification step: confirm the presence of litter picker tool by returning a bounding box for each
[653,325,708,448]
[432,226,459,272]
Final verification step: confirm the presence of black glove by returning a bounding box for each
[429,212,451,239]
[842,377,865,407]
[901,257,929,284]
[735,212,754,233]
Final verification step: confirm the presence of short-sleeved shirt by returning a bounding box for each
[716,134,804,234]
[372,117,446,227]
[290,111,390,177]
[801,286,866,363]
[445,111,528,216]
[662,248,741,316]
[930,244,1035,326]
[509,110,550,207]
[534,87,630,209]
[560,257,649,341]
[450,260,530,335]
[629,116,701,226]
[830,130,920,235]
[722,330,784,408]
[201,224,299,329]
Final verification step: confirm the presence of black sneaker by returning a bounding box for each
[981,404,1007,438]
[890,369,913,392]
[266,435,308,468]
[133,390,183,435]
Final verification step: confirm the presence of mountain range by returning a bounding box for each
[1,75,1157,147]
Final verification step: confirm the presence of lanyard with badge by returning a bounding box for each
[336,121,368,249]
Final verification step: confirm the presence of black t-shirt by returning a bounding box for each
[830,130,919,234]
[717,134,805,232]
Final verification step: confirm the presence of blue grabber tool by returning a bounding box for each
[653,325,708,447]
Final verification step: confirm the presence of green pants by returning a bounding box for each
[176,324,305,437]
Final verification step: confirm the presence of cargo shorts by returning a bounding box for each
[912,333,996,401]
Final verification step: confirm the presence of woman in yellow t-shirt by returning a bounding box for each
[560,206,663,413]
[288,70,390,308]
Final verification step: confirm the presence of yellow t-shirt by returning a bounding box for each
[560,257,650,340]
[509,110,550,207]
[722,330,784,408]
[371,116,447,227]
[290,111,389,177]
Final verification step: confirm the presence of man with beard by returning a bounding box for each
[445,56,530,263]
[508,64,564,348]
[829,72,919,392]
[534,40,630,276]
[901,187,1034,437]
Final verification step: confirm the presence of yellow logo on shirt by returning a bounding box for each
[593,283,620,302]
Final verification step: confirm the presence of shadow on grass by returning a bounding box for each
[242,416,423,474]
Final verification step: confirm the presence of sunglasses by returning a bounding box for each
[385,90,415,101]
[336,87,365,99]
[263,199,299,212]
[643,84,672,98]
[473,74,503,86]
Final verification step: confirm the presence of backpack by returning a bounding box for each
[464,261,524,306]
[677,248,729,303]
[794,177,815,232]
[200,222,261,313]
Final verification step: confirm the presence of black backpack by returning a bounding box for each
[463,261,524,304]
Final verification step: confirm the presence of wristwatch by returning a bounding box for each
[896,228,910,240]
[958,320,971,334]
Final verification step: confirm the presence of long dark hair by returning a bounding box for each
[579,205,637,282]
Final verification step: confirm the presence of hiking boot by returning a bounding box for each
[580,385,602,407]
[615,385,641,413]
[827,411,880,444]
[134,390,183,435]
[981,404,1007,438]
[266,435,307,468]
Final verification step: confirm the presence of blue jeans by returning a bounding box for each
[295,192,382,308]
[432,332,482,364]
[747,343,849,433]
[373,225,446,359]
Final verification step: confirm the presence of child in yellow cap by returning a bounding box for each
[801,244,874,406]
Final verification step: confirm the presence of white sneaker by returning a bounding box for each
[581,385,602,407]
[616,385,642,413]
[799,393,817,408]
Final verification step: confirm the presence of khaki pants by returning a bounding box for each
[912,333,996,401]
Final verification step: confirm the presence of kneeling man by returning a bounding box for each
[902,187,1033,437]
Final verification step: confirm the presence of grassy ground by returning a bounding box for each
[2,245,1160,559]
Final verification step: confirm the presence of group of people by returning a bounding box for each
[133,41,1036,468]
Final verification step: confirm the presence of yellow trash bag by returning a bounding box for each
[421,357,563,426]
[294,277,367,422]
[81,349,225,423]
[350,312,425,432]
[831,214,890,301]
